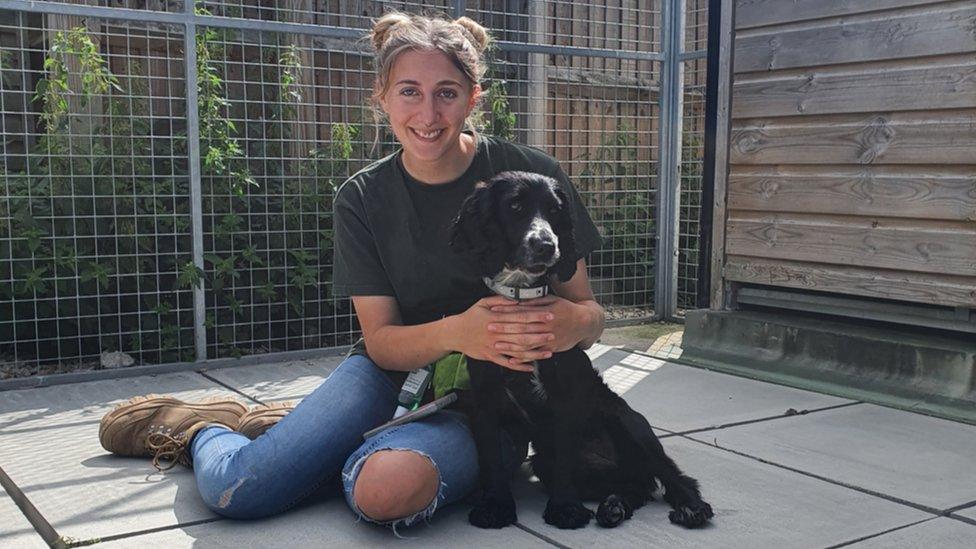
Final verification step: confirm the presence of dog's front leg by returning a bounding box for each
[538,355,595,529]
[465,359,518,528]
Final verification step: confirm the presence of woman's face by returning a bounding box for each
[378,49,481,168]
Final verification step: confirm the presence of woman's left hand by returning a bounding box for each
[488,295,594,354]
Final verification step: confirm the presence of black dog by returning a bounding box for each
[450,171,713,530]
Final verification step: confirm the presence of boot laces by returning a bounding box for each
[147,432,191,472]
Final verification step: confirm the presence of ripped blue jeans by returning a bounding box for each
[189,354,484,528]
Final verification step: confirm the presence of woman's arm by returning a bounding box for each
[548,258,605,349]
[487,258,605,355]
[352,294,554,373]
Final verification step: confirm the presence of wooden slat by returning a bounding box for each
[728,166,976,221]
[730,110,976,165]
[735,0,950,30]
[725,213,976,276]
[592,1,605,76]
[724,256,976,307]
[732,59,976,118]
[711,0,736,309]
[546,65,659,101]
[621,0,637,77]
[734,4,976,73]
[552,86,571,166]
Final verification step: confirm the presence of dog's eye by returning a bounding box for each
[510,202,522,212]
[549,206,560,215]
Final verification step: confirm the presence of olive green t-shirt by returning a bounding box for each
[332,133,602,385]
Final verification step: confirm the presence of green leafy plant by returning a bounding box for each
[579,127,656,306]
[484,79,516,140]
[195,22,255,195]
[34,28,121,130]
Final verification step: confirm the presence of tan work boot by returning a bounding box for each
[99,394,248,471]
[238,401,296,439]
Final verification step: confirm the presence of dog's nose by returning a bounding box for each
[528,235,556,257]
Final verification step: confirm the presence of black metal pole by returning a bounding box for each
[696,0,725,309]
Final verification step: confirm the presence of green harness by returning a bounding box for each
[431,352,471,400]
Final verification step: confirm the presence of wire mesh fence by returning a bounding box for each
[0,0,708,377]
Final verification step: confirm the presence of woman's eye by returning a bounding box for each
[400,88,418,97]
[439,89,458,99]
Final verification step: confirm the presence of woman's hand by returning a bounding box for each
[488,295,600,354]
[449,295,556,372]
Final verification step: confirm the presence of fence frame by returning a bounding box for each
[0,0,706,368]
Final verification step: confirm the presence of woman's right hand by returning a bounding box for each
[449,296,555,372]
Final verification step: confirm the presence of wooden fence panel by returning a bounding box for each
[734,4,976,73]
[726,213,976,277]
[724,257,976,308]
[735,0,951,30]
[728,166,976,221]
[724,0,976,311]
[730,110,976,165]
[732,56,976,118]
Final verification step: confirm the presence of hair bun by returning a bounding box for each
[371,12,412,51]
[454,16,490,53]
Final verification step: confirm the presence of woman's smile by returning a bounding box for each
[411,127,444,141]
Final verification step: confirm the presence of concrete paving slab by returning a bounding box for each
[0,373,235,434]
[95,496,553,548]
[956,504,976,521]
[204,356,342,403]
[512,437,930,548]
[591,349,853,433]
[1,487,48,548]
[687,404,976,511]
[204,347,639,403]
[0,372,242,543]
[206,350,850,438]
[848,517,976,548]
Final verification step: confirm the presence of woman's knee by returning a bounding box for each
[352,449,440,523]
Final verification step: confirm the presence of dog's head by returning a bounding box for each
[450,171,578,286]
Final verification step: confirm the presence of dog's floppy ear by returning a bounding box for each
[450,181,508,276]
[550,184,578,283]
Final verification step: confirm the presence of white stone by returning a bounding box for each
[100,351,135,369]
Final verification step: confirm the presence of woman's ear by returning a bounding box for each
[375,81,388,113]
[467,83,482,113]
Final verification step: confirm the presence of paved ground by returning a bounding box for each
[2,341,975,548]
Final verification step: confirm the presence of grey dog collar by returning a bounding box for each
[483,277,549,301]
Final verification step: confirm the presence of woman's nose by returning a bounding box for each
[419,96,438,125]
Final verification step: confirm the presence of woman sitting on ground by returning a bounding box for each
[98,10,603,529]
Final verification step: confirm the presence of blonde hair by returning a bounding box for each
[368,12,492,129]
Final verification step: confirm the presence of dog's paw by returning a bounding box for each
[668,500,714,528]
[468,497,517,529]
[543,499,594,529]
[595,494,633,528]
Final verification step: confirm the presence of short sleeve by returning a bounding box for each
[332,181,396,297]
[548,163,604,259]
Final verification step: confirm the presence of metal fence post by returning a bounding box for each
[527,0,547,149]
[655,0,686,321]
[183,3,207,361]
